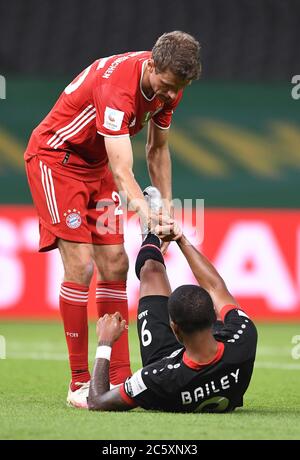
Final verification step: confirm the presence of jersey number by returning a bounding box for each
[112,191,123,216]
[64,65,92,95]
[141,319,152,347]
[64,55,115,95]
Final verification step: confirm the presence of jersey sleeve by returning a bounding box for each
[120,368,155,408]
[120,366,168,410]
[93,83,133,137]
[215,305,258,363]
[152,90,183,129]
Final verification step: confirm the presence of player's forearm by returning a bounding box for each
[177,234,227,293]
[146,145,172,210]
[88,338,121,411]
[88,356,111,411]
[112,168,150,224]
[105,136,151,224]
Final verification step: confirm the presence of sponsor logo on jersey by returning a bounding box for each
[64,209,82,229]
[104,107,125,131]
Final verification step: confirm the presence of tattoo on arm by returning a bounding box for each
[90,358,110,399]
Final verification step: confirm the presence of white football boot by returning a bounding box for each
[141,186,163,239]
[67,381,90,409]
[110,383,122,390]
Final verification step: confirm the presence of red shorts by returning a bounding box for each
[25,156,124,252]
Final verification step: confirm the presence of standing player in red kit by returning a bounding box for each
[24,31,201,407]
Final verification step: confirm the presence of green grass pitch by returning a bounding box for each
[0,321,300,440]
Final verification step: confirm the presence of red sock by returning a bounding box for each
[60,282,90,391]
[96,280,132,385]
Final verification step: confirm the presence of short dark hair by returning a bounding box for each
[168,285,216,334]
[152,31,201,81]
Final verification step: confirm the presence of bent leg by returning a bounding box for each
[137,295,181,366]
[139,259,172,298]
[136,233,172,298]
[135,234,180,366]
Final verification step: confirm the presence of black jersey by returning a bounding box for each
[120,306,257,413]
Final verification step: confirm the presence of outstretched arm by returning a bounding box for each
[177,234,238,315]
[105,136,172,235]
[155,220,238,315]
[146,121,172,211]
[146,121,173,254]
[105,137,151,227]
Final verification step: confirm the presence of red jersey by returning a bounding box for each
[25,51,183,182]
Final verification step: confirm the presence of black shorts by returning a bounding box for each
[137,295,181,366]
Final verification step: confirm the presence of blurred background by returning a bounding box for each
[0,0,300,321]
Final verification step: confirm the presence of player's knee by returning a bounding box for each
[64,259,95,286]
[97,249,129,279]
[111,253,129,278]
[117,251,129,277]
[140,259,165,279]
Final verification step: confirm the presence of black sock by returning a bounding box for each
[142,232,161,248]
[135,233,165,279]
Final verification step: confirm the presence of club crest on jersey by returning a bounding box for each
[64,209,82,229]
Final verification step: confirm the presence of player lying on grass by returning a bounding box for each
[86,189,258,413]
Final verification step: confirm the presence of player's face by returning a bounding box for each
[148,61,191,104]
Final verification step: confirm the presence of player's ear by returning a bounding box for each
[170,320,181,341]
[147,59,155,74]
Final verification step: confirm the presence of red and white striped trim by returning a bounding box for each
[142,244,162,252]
[60,285,89,303]
[96,288,127,300]
[47,105,96,149]
[39,161,60,224]
[151,119,171,130]
[97,131,129,138]
[140,60,156,102]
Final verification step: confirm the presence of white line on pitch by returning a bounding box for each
[6,343,293,356]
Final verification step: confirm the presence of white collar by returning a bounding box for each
[140,60,156,102]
